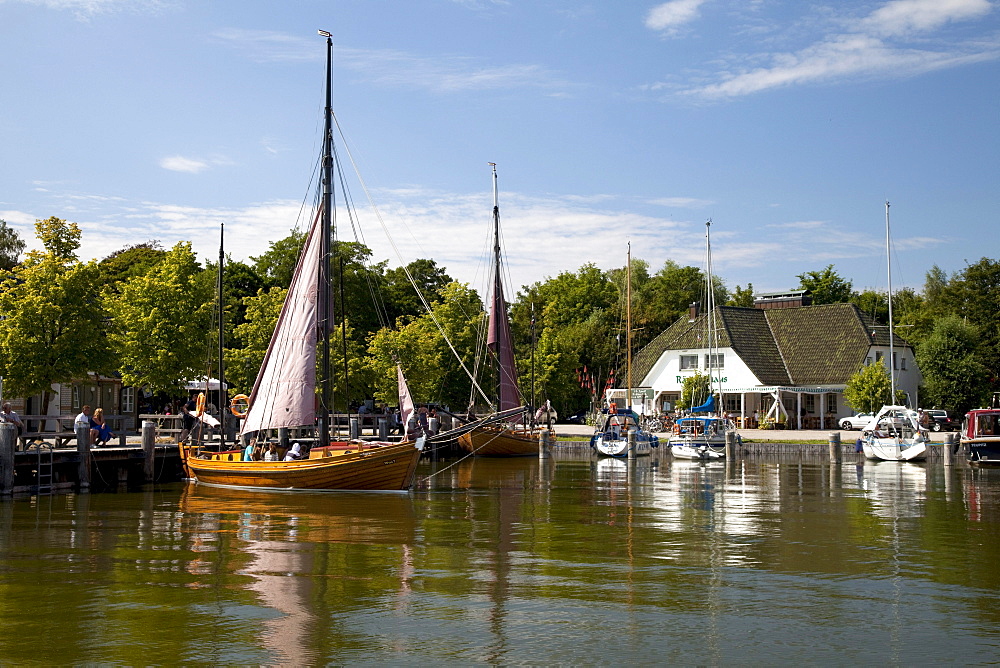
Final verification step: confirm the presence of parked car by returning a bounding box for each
[839,412,873,430]
[562,409,589,425]
[924,409,959,432]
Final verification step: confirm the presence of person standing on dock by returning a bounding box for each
[178,399,197,445]
[0,403,23,438]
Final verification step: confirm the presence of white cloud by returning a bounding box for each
[648,196,714,208]
[159,155,233,174]
[646,0,709,32]
[676,0,999,99]
[5,0,170,19]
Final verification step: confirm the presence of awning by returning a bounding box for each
[723,385,845,394]
[183,377,228,391]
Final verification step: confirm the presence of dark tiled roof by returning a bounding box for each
[633,302,912,387]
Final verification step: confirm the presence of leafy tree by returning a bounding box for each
[916,315,990,414]
[0,219,26,271]
[381,258,453,324]
[365,282,483,410]
[636,261,719,350]
[727,283,754,307]
[843,358,893,414]
[677,372,710,411]
[223,287,286,397]
[98,241,167,292]
[796,265,854,305]
[106,241,212,394]
[251,228,305,289]
[0,217,110,413]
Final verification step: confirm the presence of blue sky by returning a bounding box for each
[2,0,998,299]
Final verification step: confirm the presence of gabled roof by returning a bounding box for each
[633,302,912,387]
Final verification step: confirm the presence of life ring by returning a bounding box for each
[194,392,206,417]
[672,424,680,435]
[609,402,617,413]
[230,394,250,418]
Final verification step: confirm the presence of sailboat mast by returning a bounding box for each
[886,200,895,403]
[218,222,226,450]
[319,30,334,447]
[626,242,632,412]
[705,220,718,409]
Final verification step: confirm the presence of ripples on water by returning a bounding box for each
[2,452,1000,663]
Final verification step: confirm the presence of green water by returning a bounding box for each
[1,453,999,664]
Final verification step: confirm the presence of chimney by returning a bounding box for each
[688,301,700,322]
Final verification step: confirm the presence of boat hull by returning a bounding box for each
[183,441,421,491]
[966,437,1000,465]
[458,426,539,457]
[592,433,657,457]
[861,439,927,462]
[669,440,725,460]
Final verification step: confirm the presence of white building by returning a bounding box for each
[612,298,921,430]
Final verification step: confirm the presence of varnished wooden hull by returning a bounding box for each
[183,441,421,491]
[457,426,539,457]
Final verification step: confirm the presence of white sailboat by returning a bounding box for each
[592,243,658,457]
[861,202,928,462]
[669,220,737,461]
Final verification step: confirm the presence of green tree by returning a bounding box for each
[0,217,110,412]
[0,219,26,272]
[727,283,754,307]
[381,258,453,324]
[106,241,212,394]
[251,228,305,289]
[677,372,710,411]
[98,242,167,292]
[916,315,990,414]
[796,265,854,305]
[843,358,893,414]
[223,287,287,397]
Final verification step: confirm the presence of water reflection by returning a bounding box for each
[3,455,1000,663]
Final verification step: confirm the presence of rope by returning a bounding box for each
[415,427,513,485]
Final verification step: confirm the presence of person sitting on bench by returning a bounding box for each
[90,408,114,446]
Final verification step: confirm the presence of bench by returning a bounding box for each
[17,414,128,450]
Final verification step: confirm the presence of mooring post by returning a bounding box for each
[0,423,16,496]
[76,422,91,491]
[349,418,359,441]
[628,428,636,461]
[538,427,551,459]
[943,432,955,466]
[828,432,842,463]
[142,420,156,481]
[378,418,388,440]
[725,430,736,459]
[279,427,290,450]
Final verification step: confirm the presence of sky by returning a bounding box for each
[2,0,998,301]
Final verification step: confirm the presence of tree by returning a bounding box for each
[251,229,305,289]
[381,258,453,324]
[843,359,893,414]
[106,242,213,394]
[796,265,854,305]
[727,283,754,307]
[677,372,710,411]
[223,287,287,397]
[0,217,110,413]
[0,219,26,271]
[98,242,167,292]
[916,315,990,414]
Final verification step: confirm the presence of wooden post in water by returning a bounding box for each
[725,430,735,459]
[378,418,388,440]
[943,432,955,466]
[142,420,156,481]
[349,418,359,441]
[0,423,15,496]
[828,432,842,463]
[538,427,551,459]
[76,422,91,491]
[628,428,636,461]
[279,427,290,450]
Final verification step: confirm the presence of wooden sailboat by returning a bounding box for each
[592,242,658,457]
[457,165,535,457]
[862,202,927,462]
[182,31,422,490]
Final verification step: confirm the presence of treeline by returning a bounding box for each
[1,217,996,417]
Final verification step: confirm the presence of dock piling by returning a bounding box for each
[828,432,842,463]
[943,432,955,466]
[539,428,551,459]
[628,429,636,461]
[0,423,15,496]
[76,422,91,491]
[725,431,736,459]
[142,420,156,481]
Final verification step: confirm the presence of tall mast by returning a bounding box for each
[217,222,226,450]
[705,219,720,411]
[886,201,895,403]
[318,30,333,447]
[626,241,632,412]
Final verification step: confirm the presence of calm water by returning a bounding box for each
[2,451,1000,664]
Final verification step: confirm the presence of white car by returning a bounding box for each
[839,412,873,430]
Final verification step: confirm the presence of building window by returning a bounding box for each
[804,394,815,412]
[122,387,134,414]
[901,356,907,370]
[892,351,898,370]
[680,355,698,370]
[704,353,724,369]
[875,351,883,363]
[724,396,740,412]
[865,357,872,366]
[72,386,80,410]
[826,393,838,414]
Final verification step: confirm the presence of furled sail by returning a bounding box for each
[487,260,519,413]
[240,210,322,435]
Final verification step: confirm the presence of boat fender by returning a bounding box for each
[230,394,250,418]
[195,392,206,417]
[855,438,864,453]
[736,434,743,445]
